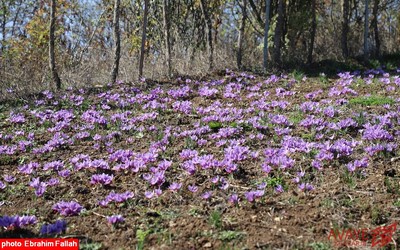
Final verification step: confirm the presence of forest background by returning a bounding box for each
[0,0,399,97]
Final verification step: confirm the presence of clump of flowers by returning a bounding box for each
[52,201,83,216]
[0,215,37,230]
[40,220,67,235]
[90,173,114,185]
[245,190,264,202]
[168,182,182,191]
[107,215,125,225]
[98,191,134,207]
[9,112,26,124]
[29,177,48,197]
[199,86,218,97]
[172,100,192,114]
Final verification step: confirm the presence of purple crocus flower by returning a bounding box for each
[40,220,67,235]
[29,177,41,189]
[305,183,314,191]
[199,86,218,97]
[311,160,323,170]
[46,178,60,186]
[18,162,40,175]
[35,182,47,197]
[188,185,198,193]
[362,124,393,141]
[145,190,155,199]
[168,182,182,191]
[257,182,267,189]
[210,176,220,184]
[0,181,5,189]
[220,178,230,190]
[245,190,264,202]
[244,191,256,202]
[0,215,37,229]
[98,199,109,207]
[275,185,284,193]
[3,175,15,183]
[107,215,125,225]
[58,170,71,178]
[299,183,315,191]
[52,201,83,216]
[105,191,134,204]
[90,173,113,185]
[261,163,272,174]
[9,113,26,124]
[43,160,64,171]
[229,194,240,205]
[201,191,212,200]
[155,188,163,197]
[179,149,199,160]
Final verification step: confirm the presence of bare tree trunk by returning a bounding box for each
[372,0,380,58]
[49,0,61,90]
[341,0,350,58]
[364,0,370,61]
[263,0,271,71]
[1,1,6,54]
[110,0,120,84]
[139,0,149,79]
[272,0,284,68]
[237,0,247,70]
[199,0,214,71]
[162,0,172,78]
[307,0,317,65]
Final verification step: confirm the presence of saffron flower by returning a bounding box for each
[40,220,67,235]
[0,215,37,230]
[3,175,15,183]
[52,201,83,216]
[229,194,240,205]
[90,173,113,185]
[201,191,212,200]
[275,185,284,193]
[145,190,155,199]
[168,182,182,191]
[18,162,40,175]
[107,215,125,225]
[245,190,264,202]
[104,191,134,205]
[188,184,198,193]
[58,169,71,178]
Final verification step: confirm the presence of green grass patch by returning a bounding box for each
[136,229,151,250]
[349,95,394,106]
[208,121,223,130]
[209,210,223,229]
[288,111,304,125]
[218,230,244,241]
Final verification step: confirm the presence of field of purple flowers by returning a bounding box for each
[1,69,400,249]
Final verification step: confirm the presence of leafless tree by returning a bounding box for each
[162,0,172,78]
[49,0,61,89]
[237,0,247,70]
[308,0,317,64]
[110,0,121,84]
[263,0,270,70]
[139,0,149,79]
[200,0,214,70]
